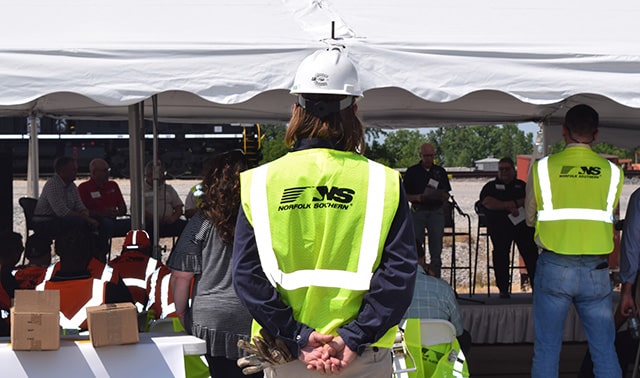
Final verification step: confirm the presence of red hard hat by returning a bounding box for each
[123,230,151,251]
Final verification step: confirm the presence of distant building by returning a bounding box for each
[474,157,499,172]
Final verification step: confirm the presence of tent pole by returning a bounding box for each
[128,104,144,230]
[152,95,160,260]
[26,115,39,198]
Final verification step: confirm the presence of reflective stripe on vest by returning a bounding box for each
[123,258,158,290]
[453,349,467,377]
[37,279,105,330]
[43,262,114,283]
[537,157,620,223]
[101,264,114,282]
[145,268,159,312]
[159,273,175,318]
[44,264,55,281]
[250,160,386,291]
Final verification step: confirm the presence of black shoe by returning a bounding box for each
[499,292,511,299]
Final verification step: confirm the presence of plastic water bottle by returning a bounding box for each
[628,316,640,340]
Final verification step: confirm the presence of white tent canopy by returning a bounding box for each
[2,0,640,146]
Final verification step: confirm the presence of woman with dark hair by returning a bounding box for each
[232,47,416,377]
[168,150,260,378]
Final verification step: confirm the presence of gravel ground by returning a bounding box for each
[12,176,640,294]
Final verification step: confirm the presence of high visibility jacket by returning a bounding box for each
[36,278,106,330]
[43,258,120,284]
[146,265,176,319]
[110,252,163,311]
[12,265,47,289]
[401,318,469,378]
[532,146,623,254]
[241,148,401,348]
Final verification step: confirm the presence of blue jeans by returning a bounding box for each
[532,251,620,378]
[412,208,444,277]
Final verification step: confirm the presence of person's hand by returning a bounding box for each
[85,216,100,228]
[321,336,357,375]
[108,207,120,218]
[509,206,520,217]
[620,283,637,317]
[299,331,334,374]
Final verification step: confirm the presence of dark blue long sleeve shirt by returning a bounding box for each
[232,148,417,356]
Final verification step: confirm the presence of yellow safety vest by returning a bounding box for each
[532,146,623,254]
[241,148,400,348]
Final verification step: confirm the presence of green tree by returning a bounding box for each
[422,125,533,167]
[547,141,632,159]
[592,142,631,159]
[259,124,288,163]
[380,129,427,168]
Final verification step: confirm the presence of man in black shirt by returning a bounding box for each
[479,157,538,298]
[403,143,451,278]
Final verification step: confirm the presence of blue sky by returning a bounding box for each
[518,122,539,138]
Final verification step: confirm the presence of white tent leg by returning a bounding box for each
[128,103,144,230]
[26,115,39,198]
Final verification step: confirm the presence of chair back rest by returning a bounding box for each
[419,319,457,347]
[474,200,488,228]
[18,197,38,231]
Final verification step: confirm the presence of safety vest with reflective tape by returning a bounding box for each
[532,146,623,254]
[12,265,47,289]
[43,258,117,284]
[400,318,469,378]
[146,265,176,319]
[110,252,162,312]
[36,278,106,330]
[240,148,400,348]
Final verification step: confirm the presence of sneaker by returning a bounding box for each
[499,292,511,299]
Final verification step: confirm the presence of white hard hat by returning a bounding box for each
[290,46,362,97]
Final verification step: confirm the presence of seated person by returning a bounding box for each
[78,158,131,239]
[33,157,107,254]
[143,160,186,243]
[13,233,52,290]
[184,183,204,219]
[42,250,127,287]
[479,157,538,298]
[110,230,168,312]
[0,231,23,336]
[578,303,637,377]
[404,251,471,357]
[35,228,132,332]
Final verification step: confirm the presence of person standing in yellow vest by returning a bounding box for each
[232,46,417,377]
[525,104,623,377]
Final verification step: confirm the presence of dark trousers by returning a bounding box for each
[488,222,539,293]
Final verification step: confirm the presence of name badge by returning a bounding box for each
[90,191,102,199]
[428,178,439,189]
[495,184,506,191]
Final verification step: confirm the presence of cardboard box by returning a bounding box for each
[86,302,139,347]
[11,290,60,351]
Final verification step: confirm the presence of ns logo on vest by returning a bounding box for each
[278,186,355,211]
[559,165,602,179]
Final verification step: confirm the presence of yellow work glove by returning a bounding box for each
[237,328,295,375]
